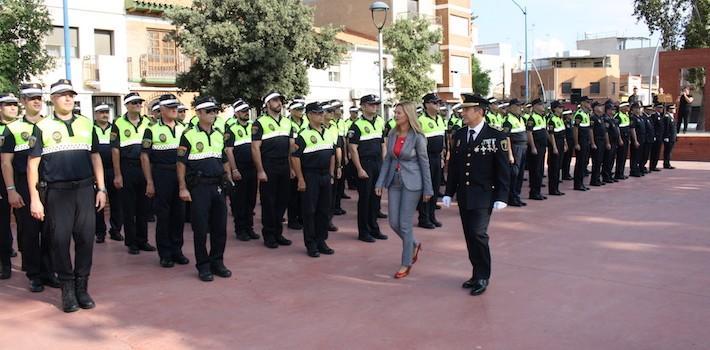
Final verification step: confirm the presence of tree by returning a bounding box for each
[382,17,442,102]
[633,0,709,50]
[471,55,491,96]
[0,0,54,93]
[166,0,346,109]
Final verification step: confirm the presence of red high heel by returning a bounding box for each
[394,266,411,279]
[412,243,422,264]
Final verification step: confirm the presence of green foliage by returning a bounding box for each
[0,0,54,93]
[382,17,442,102]
[471,55,491,96]
[166,0,347,109]
[633,0,710,50]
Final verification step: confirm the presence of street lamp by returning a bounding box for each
[511,0,528,101]
[370,1,389,118]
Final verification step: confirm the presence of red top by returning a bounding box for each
[394,135,406,170]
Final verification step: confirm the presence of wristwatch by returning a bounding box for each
[97,187,107,193]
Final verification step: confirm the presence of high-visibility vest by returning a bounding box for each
[615,112,630,127]
[182,124,224,161]
[7,117,40,152]
[531,113,546,131]
[505,113,526,133]
[299,127,334,154]
[353,116,384,142]
[575,109,591,127]
[146,119,186,151]
[228,120,252,147]
[418,113,446,138]
[549,114,565,133]
[35,114,93,155]
[114,114,150,148]
[255,114,292,140]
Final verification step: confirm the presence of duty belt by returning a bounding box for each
[193,176,222,185]
[121,158,141,167]
[46,177,95,190]
[152,163,177,171]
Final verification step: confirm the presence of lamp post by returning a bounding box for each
[63,0,71,79]
[370,1,389,118]
[511,0,528,101]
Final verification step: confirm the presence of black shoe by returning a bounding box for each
[358,235,376,243]
[341,193,351,199]
[462,278,476,289]
[630,173,642,177]
[138,242,156,252]
[211,264,232,278]
[127,246,140,255]
[574,186,587,191]
[61,280,80,313]
[10,249,17,258]
[651,168,661,172]
[173,254,190,265]
[95,236,105,244]
[109,232,124,241]
[318,243,335,255]
[435,204,442,209]
[333,208,346,216]
[418,222,436,229]
[529,194,545,200]
[235,233,250,241]
[307,250,320,258]
[41,274,61,288]
[328,223,338,232]
[614,175,625,180]
[377,212,388,219]
[160,258,175,268]
[247,230,261,240]
[432,219,442,228]
[287,222,303,230]
[549,191,565,196]
[29,279,45,293]
[563,175,573,180]
[198,271,214,282]
[470,279,489,296]
[0,265,11,279]
[264,241,279,249]
[75,277,95,309]
[589,182,603,186]
[664,165,675,169]
[276,236,292,246]
[371,232,388,240]
[508,201,522,207]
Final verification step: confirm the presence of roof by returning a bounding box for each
[125,0,191,14]
[335,30,378,48]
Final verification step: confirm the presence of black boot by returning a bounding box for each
[61,280,80,313]
[75,277,95,309]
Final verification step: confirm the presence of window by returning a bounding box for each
[46,26,79,58]
[593,61,603,68]
[449,15,469,37]
[328,65,341,82]
[554,61,562,68]
[147,29,176,59]
[590,82,601,94]
[450,56,469,75]
[561,82,572,94]
[408,0,419,16]
[94,30,114,56]
[570,61,577,68]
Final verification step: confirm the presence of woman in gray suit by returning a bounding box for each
[375,102,433,279]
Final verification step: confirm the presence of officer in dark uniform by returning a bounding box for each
[252,91,293,249]
[292,102,336,257]
[348,94,388,243]
[546,101,567,195]
[0,92,18,279]
[417,93,446,229]
[112,92,155,254]
[27,79,107,312]
[663,105,677,169]
[343,106,360,191]
[442,93,510,296]
[526,99,548,200]
[589,101,610,186]
[649,103,666,172]
[573,97,594,191]
[614,102,631,180]
[286,99,306,230]
[1,85,60,292]
[225,99,260,241]
[629,102,645,177]
[561,110,575,180]
[641,105,655,174]
[177,96,232,282]
[322,101,341,232]
[93,104,123,243]
[141,94,189,268]
[333,100,350,213]
[602,101,620,183]
[501,98,527,206]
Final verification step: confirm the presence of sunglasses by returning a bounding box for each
[128,101,143,105]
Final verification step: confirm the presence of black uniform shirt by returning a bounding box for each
[631,114,646,143]
[94,122,113,170]
[348,116,383,158]
[226,121,254,169]
[591,113,607,141]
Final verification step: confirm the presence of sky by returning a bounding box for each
[471,0,661,58]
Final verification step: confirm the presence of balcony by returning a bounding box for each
[81,55,128,93]
[127,53,191,85]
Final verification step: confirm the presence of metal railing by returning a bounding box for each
[82,55,99,82]
[127,53,191,83]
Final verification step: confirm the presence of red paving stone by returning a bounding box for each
[1,161,710,349]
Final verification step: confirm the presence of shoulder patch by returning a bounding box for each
[491,124,503,131]
[177,146,187,157]
[252,125,260,135]
[142,139,152,149]
[110,132,118,141]
[347,130,355,139]
[28,136,36,148]
[501,139,509,152]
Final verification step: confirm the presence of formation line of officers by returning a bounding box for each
[0,78,679,312]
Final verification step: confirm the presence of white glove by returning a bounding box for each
[442,196,452,208]
[493,201,507,211]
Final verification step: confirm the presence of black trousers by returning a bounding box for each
[650,139,663,170]
[574,140,590,188]
[153,167,185,260]
[301,172,331,251]
[677,112,689,133]
[562,138,574,178]
[663,142,675,167]
[641,142,653,171]
[528,136,547,197]
[0,184,12,269]
[615,132,630,178]
[458,207,492,280]
[630,142,643,175]
[120,162,149,248]
[603,142,617,181]
[230,166,257,235]
[509,142,527,203]
[15,173,52,279]
[590,141,605,184]
[547,137,564,194]
[345,160,357,190]
[287,178,302,226]
[190,183,227,272]
[418,154,441,224]
[334,172,345,211]
[45,182,95,281]
[356,156,381,238]
[260,159,290,244]
[95,168,122,238]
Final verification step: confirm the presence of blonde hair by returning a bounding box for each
[391,101,422,136]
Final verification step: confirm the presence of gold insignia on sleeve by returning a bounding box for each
[252,125,260,134]
[501,139,509,152]
[347,130,355,139]
[142,139,152,148]
[110,132,118,141]
[177,146,187,157]
[224,133,231,141]
[28,136,36,148]
[21,132,30,141]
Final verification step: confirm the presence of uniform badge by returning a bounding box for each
[310,135,318,144]
[237,130,243,137]
[110,132,118,141]
[159,134,167,142]
[142,139,152,148]
[52,131,62,142]
[364,126,370,133]
[428,122,434,129]
[28,136,36,148]
[501,139,509,152]
[224,133,231,141]
[252,125,260,135]
[347,130,355,139]
[268,124,276,131]
[196,142,204,152]
[526,119,534,127]
[124,129,131,137]
[21,131,30,141]
[177,146,187,157]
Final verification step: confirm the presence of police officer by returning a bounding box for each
[417,93,446,228]
[486,98,503,127]
[330,100,348,215]
[442,93,510,296]
[225,99,260,241]
[602,101,621,184]
[614,102,631,180]
[343,106,360,191]
[141,94,189,268]
[112,92,155,254]
[502,98,527,206]
[561,109,575,181]
[662,105,677,169]
[589,101,610,187]
[252,91,293,249]
[93,104,123,243]
[150,103,160,123]
[526,99,548,200]
[629,102,645,177]
[649,103,666,172]
[641,105,655,174]
[323,101,342,232]
[177,96,232,281]
[292,102,336,257]
[348,94,388,242]
[287,100,306,230]
[0,93,20,280]
[177,104,188,123]
[546,101,567,195]
[573,97,594,191]
[27,79,107,312]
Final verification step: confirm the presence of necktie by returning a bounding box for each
[468,129,476,144]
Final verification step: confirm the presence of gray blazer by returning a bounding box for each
[376,130,434,196]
